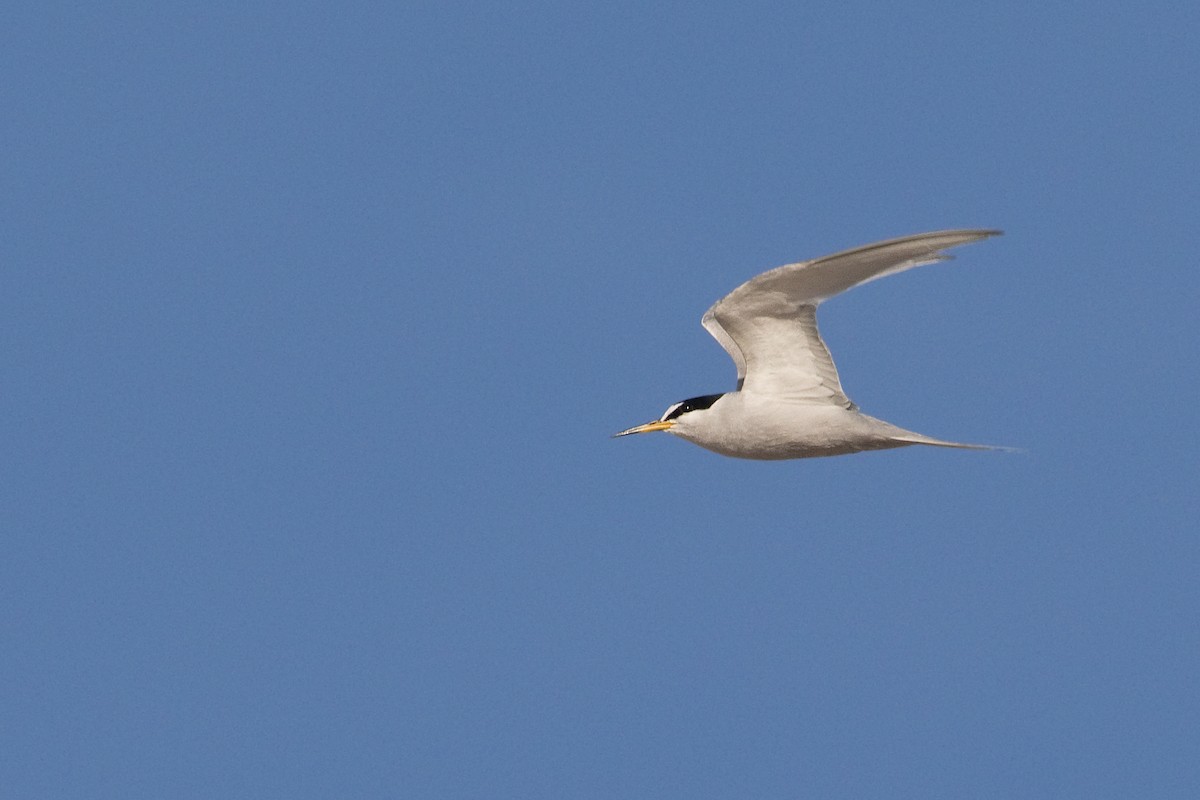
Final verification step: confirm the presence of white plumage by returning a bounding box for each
[615,230,1007,460]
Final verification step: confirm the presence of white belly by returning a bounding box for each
[670,394,914,460]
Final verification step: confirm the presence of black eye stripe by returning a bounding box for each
[663,393,723,421]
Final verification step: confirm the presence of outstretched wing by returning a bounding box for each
[701,229,1001,403]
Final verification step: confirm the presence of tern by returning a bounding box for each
[615,229,1006,459]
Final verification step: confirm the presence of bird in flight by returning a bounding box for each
[615,230,1007,460]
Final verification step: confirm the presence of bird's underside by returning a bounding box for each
[666,393,999,461]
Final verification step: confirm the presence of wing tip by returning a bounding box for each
[930,227,1004,245]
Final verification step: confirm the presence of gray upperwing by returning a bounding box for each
[700,229,1001,401]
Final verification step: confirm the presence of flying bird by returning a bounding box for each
[615,230,1006,459]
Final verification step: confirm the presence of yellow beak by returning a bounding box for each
[613,419,676,437]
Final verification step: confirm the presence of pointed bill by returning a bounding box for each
[613,420,675,437]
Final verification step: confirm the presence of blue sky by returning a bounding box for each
[3,3,1197,798]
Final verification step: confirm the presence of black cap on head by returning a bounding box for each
[661,393,724,422]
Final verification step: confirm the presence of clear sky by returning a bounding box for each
[3,3,1197,798]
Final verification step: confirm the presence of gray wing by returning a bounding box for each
[701,229,1001,403]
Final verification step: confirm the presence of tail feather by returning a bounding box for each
[890,433,1021,453]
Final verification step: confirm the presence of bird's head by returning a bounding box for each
[614,393,725,438]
